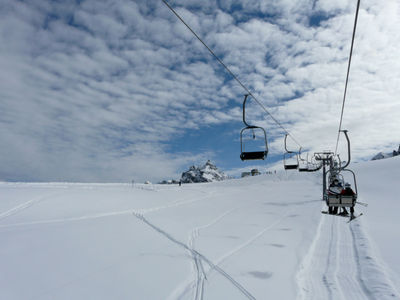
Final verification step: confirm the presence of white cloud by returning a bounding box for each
[0,0,399,182]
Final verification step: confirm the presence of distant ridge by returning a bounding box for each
[371,144,400,161]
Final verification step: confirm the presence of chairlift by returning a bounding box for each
[240,94,268,161]
[298,148,309,172]
[326,168,358,214]
[306,155,322,172]
[283,134,299,170]
[324,130,359,216]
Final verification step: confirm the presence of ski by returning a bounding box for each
[321,211,350,217]
[347,213,363,223]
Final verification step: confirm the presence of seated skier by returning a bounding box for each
[328,177,343,214]
[341,183,356,217]
[329,178,343,195]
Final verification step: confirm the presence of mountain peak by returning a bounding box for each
[181,161,227,183]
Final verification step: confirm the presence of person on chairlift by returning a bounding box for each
[329,177,343,195]
[340,183,356,217]
[328,177,343,215]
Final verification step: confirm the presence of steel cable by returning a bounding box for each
[162,0,303,149]
[334,0,361,155]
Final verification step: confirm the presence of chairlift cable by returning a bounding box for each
[334,0,361,155]
[162,0,303,149]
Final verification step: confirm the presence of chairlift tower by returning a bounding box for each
[314,151,334,200]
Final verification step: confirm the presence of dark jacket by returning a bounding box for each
[341,187,355,196]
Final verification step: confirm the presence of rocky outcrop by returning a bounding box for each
[181,160,227,183]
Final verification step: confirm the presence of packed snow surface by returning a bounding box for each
[0,157,399,299]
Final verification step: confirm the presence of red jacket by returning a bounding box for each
[341,187,355,196]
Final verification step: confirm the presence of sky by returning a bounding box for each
[0,0,399,182]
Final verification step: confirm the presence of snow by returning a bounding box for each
[0,158,399,299]
[353,156,400,291]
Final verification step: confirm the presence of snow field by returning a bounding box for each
[0,157,399,299]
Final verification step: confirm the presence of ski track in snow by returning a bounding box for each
[0,191,216,229]
[0,209,134,229]
[137,191,217,215]
[212,208,294,268]
[296,212,399,300]
[170,207,295,300]
[0,192,60,221]
[349,221,400,299]
[132,212,256,300]
[174,206,238,300]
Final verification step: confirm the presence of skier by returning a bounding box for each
[341,183,356,217]
[329,178,343,195]
[328,177,342,214]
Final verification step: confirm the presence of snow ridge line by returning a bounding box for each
[132,212,256,300]
[349,221,400,299]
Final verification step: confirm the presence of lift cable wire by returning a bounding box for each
[162,0,303,149]
[334,0,361,155]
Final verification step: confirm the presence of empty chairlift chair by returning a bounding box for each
[298,149,309,172]
[240,94,268,161]
[283,134,299,170]
[306,155,322,172]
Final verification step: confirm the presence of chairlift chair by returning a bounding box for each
[324,130,358,214]
[283,134,299,170]
[298,149,309,172]
[240,94,268,161]
[326,169,358,212]
[298,165,309,172]
[306,155,322,172]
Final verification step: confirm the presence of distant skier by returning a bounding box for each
[179,180,182,187]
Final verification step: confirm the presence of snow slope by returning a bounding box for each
[0,159,399,299]
[353,156,400,291]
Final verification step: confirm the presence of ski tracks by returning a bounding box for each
[349,222,400,299]
[133,212,256,300]
[137,191,217,215]
[185,207,238,300]
[0,192,61,222]
[296,213,399,300]
[0,191,217,229]
[170,207,295,300]
[0,209,135,229]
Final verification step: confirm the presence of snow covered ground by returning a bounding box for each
[0,157,399,299]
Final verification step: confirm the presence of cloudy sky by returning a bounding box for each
[1,0,399,182]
